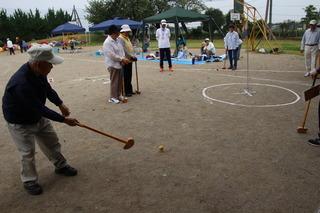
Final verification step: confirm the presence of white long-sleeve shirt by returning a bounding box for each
[224,31,240,50]
[7,40,13,48]
[300,28,320,50]
[156,27,171,49]
[204,41,216,54]
[103,36,125,69]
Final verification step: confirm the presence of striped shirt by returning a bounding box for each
[300,28,320,50]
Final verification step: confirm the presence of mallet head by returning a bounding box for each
[297,127,308,134]
[123,138,134,149]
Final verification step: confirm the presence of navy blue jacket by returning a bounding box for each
[2,63,65,124]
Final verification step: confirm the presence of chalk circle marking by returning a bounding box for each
[202,83,300,108]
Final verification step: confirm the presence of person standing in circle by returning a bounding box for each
[301,20,320,77]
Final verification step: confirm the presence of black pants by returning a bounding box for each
[123,62,133,95]
[9,48,15,55]
[228,49,238,68]
[159,48,172,68]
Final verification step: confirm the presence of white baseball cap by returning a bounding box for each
[120,24,132,32]
[27,44,64,65]
[310,20,317,25]
[161,19,167,24]
[204,38,210,41]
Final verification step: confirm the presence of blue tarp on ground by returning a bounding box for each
[52,22,85,35]
[89,17,142,32]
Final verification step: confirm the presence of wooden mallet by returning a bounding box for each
[134,61,141,94]
[76,123,134,149]
[297,77,318,133]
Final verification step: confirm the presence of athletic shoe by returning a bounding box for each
[307,138,320,146]
[169,67,174,72]
[304,72,310,77]
[23,181,43,195]
[228,66,233,69]
[160,68,164,72]
[108,98,120,104]
[55,165,78,176]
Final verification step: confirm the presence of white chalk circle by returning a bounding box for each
[202,83,300,108]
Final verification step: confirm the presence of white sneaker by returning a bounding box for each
[304,72,310,77]
[108,98,120,104]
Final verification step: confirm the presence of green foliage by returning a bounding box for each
[202,8,225,36]
[0,8,71,42]
[301,5,319,25]
[85,0,207,24]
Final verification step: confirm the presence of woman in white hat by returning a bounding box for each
[118,24,137,96]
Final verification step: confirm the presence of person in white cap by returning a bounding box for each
[301,19,320,77]
[6,38,15,55]
[156,19,173,72]
[118,24,137,97]
[203,38,216,56]
[2,44,79,195]
[103,25,130,104]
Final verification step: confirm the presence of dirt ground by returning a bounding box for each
[1,47,320,213]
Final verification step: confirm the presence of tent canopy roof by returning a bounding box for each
[143,7,209,23]
[51,22,85,35]
[89,17,142,32]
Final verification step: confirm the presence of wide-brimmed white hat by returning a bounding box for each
[310,20,317,25]
[120,24,132,32]
[204,38,210,41]
[161,19,167,24]
[27,44,64,65]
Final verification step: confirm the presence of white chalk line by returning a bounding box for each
[174,68,304,73]
[62,57,309,87]
[202,83,301,108]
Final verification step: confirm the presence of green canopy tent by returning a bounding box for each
[143,7,214,53]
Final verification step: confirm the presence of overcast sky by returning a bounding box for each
[0,0,319,30]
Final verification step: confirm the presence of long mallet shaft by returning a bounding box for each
[76,123,134,149]
[297,76,317,133]
[135,61,141,94]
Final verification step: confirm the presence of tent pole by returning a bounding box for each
[209,19,213,41]
[142,22,145,56]
[174,17,179,57]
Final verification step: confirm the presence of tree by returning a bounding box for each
[301,5,319,25]
[168,0,207,11]
[85,0,208,24]
[0,8,71,42]
[202,8,224,36]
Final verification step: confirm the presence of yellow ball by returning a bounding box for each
[158,145,164,152]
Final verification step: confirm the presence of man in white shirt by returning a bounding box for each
[103,25,130,104]
[7,38,15,55]
[224,24,240,70]
[301,20,320,77]
[203,38,216,56]
[156,19,173,72]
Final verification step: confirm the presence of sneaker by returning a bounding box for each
[304,72,310,77]
[108,98,120,104]
[23,181,43,195]
[160,68,164,72]
[169,67,174,72]
[227,66,233,69]
[307,138,320,146]
[55,165,78,176]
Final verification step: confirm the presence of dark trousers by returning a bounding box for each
[228,49,238,68]
[159,48,172,68]
[9,48,15,55]
[123,62,133,95]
